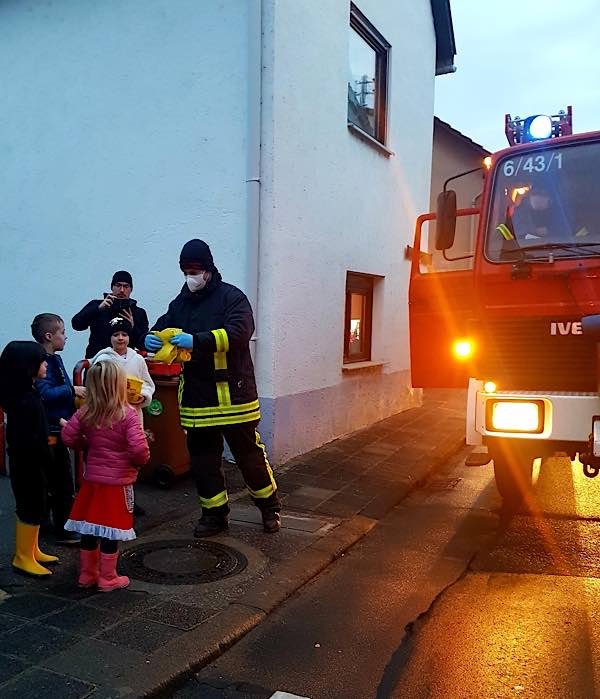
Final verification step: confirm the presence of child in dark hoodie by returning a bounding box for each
[0,340,58,576]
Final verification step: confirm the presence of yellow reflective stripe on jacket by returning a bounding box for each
[216,381,232,407]
[181,408,261,428]
[210,329,231,408]
[496,223,514,240]
[180,399,259,417]
[179,326,252,425]
[199,490,228,509]
[211,328,229,353]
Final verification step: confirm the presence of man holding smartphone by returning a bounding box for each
[71,271,149,358]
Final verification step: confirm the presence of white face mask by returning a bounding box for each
[185,272,208,293]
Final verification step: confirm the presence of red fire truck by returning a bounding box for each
[409,108,600,507]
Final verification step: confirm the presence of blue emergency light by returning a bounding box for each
[523,115,553,141]
[504,107,573,146]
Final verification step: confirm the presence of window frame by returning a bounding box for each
[343,271,374,364]
[348,3,391,146]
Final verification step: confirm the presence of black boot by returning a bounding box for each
[193,513,229,538]
[261,508,281,534]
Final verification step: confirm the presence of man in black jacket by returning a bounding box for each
[145,239,280,536]
[72,271,149,358]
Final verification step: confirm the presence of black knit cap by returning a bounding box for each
[179,239,215,272]
[111,270,133,287]
[109,316,132,336]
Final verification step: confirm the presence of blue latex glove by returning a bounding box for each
[145,335,164,352]
[170,333,194,350]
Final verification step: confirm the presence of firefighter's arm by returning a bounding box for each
[192,291,254,353]
[146,301,179,351]
[496,223,515,241]
[150,303,176,332]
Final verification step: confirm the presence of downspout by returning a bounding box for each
[246,0,263,362]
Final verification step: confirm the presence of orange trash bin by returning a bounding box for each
[140,362,190,488]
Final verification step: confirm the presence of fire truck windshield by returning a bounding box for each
[485,140,600,262]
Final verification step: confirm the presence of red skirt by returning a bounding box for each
[65,481,136,541]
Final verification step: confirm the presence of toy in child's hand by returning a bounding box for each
[149,329,192,364]
[126,376,144,404]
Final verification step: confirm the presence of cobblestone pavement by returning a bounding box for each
[0,389,466,698]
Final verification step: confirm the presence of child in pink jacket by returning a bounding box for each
[62,360,149,591]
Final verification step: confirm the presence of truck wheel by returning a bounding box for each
[154,465,175,489]
[489,443,534,510]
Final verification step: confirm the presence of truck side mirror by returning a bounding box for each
[436,190,457,250]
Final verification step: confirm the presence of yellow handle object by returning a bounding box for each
[126,376,144,402]
[151,328,192,364]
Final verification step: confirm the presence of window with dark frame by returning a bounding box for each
[344,272,374,363]
[347,3,390,145]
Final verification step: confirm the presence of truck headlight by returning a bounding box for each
[452,338,475,361]
[486,400,544,433]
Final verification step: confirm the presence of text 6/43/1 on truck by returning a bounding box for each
[409,108,600,508]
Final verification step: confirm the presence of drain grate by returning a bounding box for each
[120,539,248,585]
[425,477,462,491]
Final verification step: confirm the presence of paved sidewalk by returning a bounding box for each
[0,389,466,698]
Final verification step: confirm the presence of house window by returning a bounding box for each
[348,3,390,145]
[344,272,374,363]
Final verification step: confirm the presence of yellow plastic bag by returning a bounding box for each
[150,328,192,365]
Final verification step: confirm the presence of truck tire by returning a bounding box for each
[489,442,535,510]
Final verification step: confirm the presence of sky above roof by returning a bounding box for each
[434,0,600,152]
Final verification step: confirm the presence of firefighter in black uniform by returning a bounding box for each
[145,239,280,536]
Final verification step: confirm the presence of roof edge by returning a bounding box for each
[434,116,490,155]
[430,0,456,76]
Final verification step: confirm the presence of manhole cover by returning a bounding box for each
[120,539,248,585]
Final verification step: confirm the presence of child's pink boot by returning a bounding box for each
[78,548,99,588]
[98,552,130,592]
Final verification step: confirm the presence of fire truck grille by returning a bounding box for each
[475,319,598,392]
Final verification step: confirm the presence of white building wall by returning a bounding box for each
[0,0,249,371]
[1,0,439,464]
[257,0,437,461]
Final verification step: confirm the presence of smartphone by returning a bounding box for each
[103,294,131,312]
[112,298,132,312]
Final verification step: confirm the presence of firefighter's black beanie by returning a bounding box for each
[111,270,133,288]
[179,239,216,272]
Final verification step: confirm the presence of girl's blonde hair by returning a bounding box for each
[81,360,128,427]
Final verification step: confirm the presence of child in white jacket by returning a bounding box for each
[91,317,155,425]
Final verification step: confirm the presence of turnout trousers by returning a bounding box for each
[186,420,279,516]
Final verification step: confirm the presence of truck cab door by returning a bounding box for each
[408,209,478,388]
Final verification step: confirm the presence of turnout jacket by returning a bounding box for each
[35,353,75,433]
[151,271,260,428]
